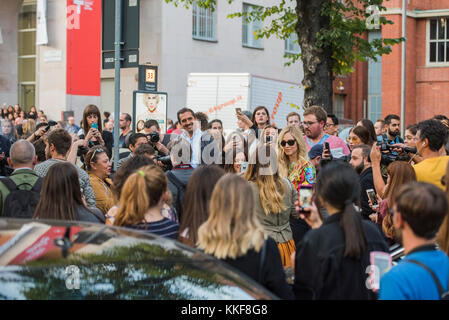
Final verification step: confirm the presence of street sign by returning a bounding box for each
[138,65,158,92]
[102,49,139,69]
[102,0,139,69]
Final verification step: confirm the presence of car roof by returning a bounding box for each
[0,219,277,300]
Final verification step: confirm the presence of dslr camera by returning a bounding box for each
[155,154,172,171]
[147,131,160,144]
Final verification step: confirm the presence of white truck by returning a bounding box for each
[186,73,304,135]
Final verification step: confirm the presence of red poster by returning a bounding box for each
[66,0,101,96]
[9,226,83,265]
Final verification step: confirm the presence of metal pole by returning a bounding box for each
[113,0,122,172]
[400,0,407,137]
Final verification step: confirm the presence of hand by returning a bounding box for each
[236,113,253,127]
[85,128,95,142]
[369,213,378,223]
[370,144,382,166]
[34,126,47,139]
[95,131,105,145]
[322,147,331,160]
[295,200,322,229]
[74,139,88,149]
[223,140,237,153]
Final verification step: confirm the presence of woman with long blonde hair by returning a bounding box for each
[113,165,179,239]
[244,144,297,268]
[278,125,316,246]
[197,174,293,299]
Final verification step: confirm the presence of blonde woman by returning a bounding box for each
[197,174,293,299]
[244,145,297,268]
[113,165,179,239]
[278,125,316,246]
[278,125,315,190]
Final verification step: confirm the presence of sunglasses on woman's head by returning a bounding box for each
[281,139,296,147]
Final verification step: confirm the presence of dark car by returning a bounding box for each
[0,219,277,300]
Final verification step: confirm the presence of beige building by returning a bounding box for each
[0,0,302,123]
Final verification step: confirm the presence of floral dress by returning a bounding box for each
[288,161,316,191]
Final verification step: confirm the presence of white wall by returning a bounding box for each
[159,0,303,121]
[0,0,21,105]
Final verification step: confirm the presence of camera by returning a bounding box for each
[376,141,417,165]
[155,155,172,171]
[147,131,160,144]
[44,120,58,133]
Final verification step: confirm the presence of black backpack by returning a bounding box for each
[166,171,186,219]
[0,177,43,219]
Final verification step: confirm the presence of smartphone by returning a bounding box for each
[366,189,379,209]
[266,136,272,143]
[240,162,248,173]
[91,123,98,130]
[298,185,313,213]
[324,142,330,151]
[235,108,242,115]
[370,251,392,280]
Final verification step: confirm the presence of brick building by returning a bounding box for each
[334,0,449,126]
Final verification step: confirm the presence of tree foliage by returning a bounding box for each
[164,0,403,76]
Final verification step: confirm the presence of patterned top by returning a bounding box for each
[35,159,97,207]
[128,218,179,239]
[288,161,316,191]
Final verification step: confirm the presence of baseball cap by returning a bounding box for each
[242,110,252,119]
[308,144,323,160]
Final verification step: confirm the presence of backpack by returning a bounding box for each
[166,171,186,219]
[407,259,449,300]
[0,176,43,219]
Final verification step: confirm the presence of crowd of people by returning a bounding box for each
[0,101,448,300]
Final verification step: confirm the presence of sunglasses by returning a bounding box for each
[281,139,296,147]
[92,147,105,160]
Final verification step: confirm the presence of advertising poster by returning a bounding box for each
[133,91,168,133]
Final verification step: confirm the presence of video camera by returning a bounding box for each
[376,141,417,165]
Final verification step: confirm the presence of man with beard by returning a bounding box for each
[302,106,350,159]
[382,114,404,144]
[349,144,375,220]
[118,113,132,149]
[177,108,216,168]
[34,129,96,207]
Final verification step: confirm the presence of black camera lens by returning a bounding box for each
[148,131,160,143]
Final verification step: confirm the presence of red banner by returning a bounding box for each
[66,0,101,96]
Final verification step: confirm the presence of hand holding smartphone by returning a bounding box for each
[366,189,379,209]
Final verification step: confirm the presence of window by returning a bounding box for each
[285,32,300,54]
[428,18,449,64]
[242,3,263,49]
[18,2,36,111]
[192,4,216,41]
[333,94,345,119]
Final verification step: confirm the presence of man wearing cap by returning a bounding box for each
[308,144,323,173]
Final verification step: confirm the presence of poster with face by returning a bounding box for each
[134,91,168,133]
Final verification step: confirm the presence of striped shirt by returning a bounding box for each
[128,218,179,239]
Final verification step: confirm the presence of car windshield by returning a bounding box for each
[0,219,276,300]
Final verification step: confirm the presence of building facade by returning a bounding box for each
[337,0,449,125]
[0,0,303,124]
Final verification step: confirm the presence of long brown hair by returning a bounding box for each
[197,174,266,259]
[244,144,286,215]
[33,162,85,220]
[437,162,449,255]
[82,104,102,136]
[113,165,166,227]
[179,165,225,246]
[381,161,417,240]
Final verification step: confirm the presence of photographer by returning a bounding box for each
[143,119,171,156]
[116,133,148,171]
[165,137,194,218]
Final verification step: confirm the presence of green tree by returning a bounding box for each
[165,0,403,113]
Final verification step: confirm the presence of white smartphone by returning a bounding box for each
[240,162,248,173]
[370,251,392,279]
[366,189,379,209]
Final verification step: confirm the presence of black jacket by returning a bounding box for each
[360,167,375,220]
[293,212,388,300]
[222,237,294,300]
